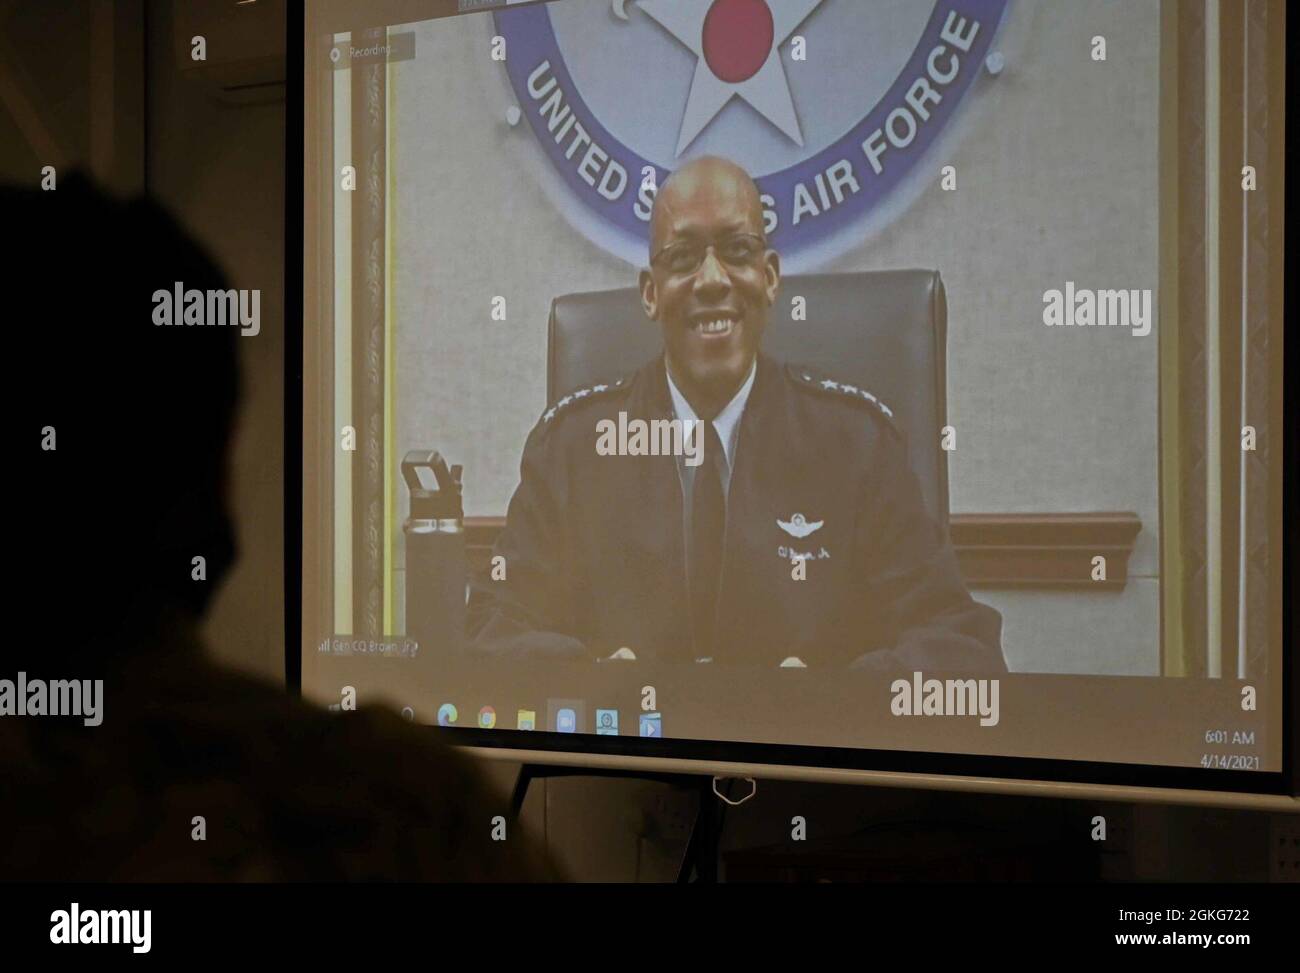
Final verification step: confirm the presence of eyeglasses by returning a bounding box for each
[650,233,767,276]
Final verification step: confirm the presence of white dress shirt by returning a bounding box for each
[665,355,757,498]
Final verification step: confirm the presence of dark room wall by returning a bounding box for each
[145,0,286,683]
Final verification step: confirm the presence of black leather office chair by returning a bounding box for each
[546,269,950,523]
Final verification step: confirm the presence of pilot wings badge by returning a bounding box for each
[777,513,823,538]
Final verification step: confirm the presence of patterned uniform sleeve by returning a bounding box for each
[466,419,590,659]
[847,419,1007,673]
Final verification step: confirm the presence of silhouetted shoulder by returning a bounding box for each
[0,621,557,882]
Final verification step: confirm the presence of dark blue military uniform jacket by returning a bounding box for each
[467,352,1005,672]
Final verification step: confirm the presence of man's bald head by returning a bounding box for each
[649,156,766,256]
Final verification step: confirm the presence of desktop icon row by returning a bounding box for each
[433,701,662,736]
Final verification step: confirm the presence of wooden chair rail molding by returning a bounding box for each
[464,512,1143,591]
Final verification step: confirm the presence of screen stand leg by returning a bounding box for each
[508,764,726,883]
[676,776,722,883]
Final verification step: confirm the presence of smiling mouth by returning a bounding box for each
[689,315,739,338]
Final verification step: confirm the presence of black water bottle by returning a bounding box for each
[402,451,466,659]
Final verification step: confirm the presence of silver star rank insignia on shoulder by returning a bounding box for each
[542,375,628,423]
[792,364,894,419]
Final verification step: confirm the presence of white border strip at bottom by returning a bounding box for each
[461,746,1299,813]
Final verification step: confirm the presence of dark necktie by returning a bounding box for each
[689,420,726,658]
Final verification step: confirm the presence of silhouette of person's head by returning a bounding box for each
[9,174,241,672]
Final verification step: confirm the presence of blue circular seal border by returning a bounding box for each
[496,0,1008,265]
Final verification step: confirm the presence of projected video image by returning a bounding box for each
[302,0,1285,774]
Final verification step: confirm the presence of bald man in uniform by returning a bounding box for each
[467,156,1004,672]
